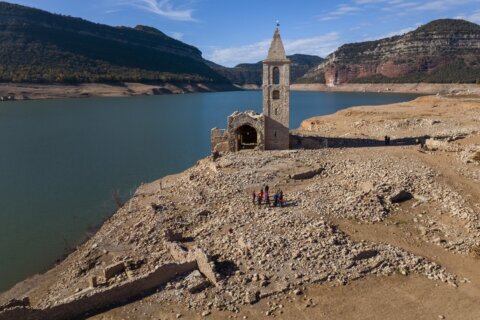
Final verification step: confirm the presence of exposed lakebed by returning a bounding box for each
[0,90,419,291]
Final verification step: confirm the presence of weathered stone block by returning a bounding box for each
[104,262,125,280]
[190,248,219,286]
[166,241,189,262]
[89,276,97,288]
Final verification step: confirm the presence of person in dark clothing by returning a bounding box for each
[279,190,284,207]
[265,185,269,193]
[273,193,279,207]
[257,191,262,208]
[252,191,256,205]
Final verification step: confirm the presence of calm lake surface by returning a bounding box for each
[0,90,419,292]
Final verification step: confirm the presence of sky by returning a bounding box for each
[6,0,480,67]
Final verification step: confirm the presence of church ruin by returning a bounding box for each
[211,25,290,152]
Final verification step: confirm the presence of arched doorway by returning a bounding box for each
[235,125,258,151]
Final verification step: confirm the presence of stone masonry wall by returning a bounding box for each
[263,62,290,150]
[0,261,197,320]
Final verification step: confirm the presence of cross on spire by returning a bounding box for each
[266,23,287,61]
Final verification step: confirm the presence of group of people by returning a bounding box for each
[252,185,284,208]
[384,135,392,145]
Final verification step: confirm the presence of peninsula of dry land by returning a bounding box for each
[0,95,479,320]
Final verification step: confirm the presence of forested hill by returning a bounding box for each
[0,1,227,84]
[300,19,480,85]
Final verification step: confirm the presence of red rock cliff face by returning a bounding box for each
[302,19,480,85]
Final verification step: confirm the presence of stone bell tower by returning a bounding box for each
[263,24,290,150]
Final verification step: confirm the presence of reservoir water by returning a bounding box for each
[0,90,419,292]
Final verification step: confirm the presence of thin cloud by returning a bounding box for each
[349,0,480,14]
[104,9,120,14]
[119,0,196,21]
[378,0,478,13]
[317,4,361,21]
[206,33,340,67]
[456,10,480,23]
[170,32,184,40]
[410,0,475,12]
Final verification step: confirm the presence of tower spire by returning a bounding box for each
[266,24,287,61]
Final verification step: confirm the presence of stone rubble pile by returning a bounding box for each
[11,145,479,316]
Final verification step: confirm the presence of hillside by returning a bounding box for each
[208,54,324,85]
[0,2,227,84]
[300,19,480,85]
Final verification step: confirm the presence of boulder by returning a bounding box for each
[424,139,459,152]
[360,181,375,193]
[289,167,324,180]
[390,190,413,203]
[185,270,210,294]
[244,290,260,304]
[353,249,379,261]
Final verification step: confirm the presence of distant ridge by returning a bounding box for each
[1,2,478,86]
[300,19,480,85]
[207,54,324,86]
[0,1,227,84]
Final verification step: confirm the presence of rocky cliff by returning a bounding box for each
[301,19,480,85]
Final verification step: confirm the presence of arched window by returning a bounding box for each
[273,67,280,85]
[272,90,280,100]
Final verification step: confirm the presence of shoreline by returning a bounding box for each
[0,82,479,102]
[291,83,480,95]
[0,82,240,101]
